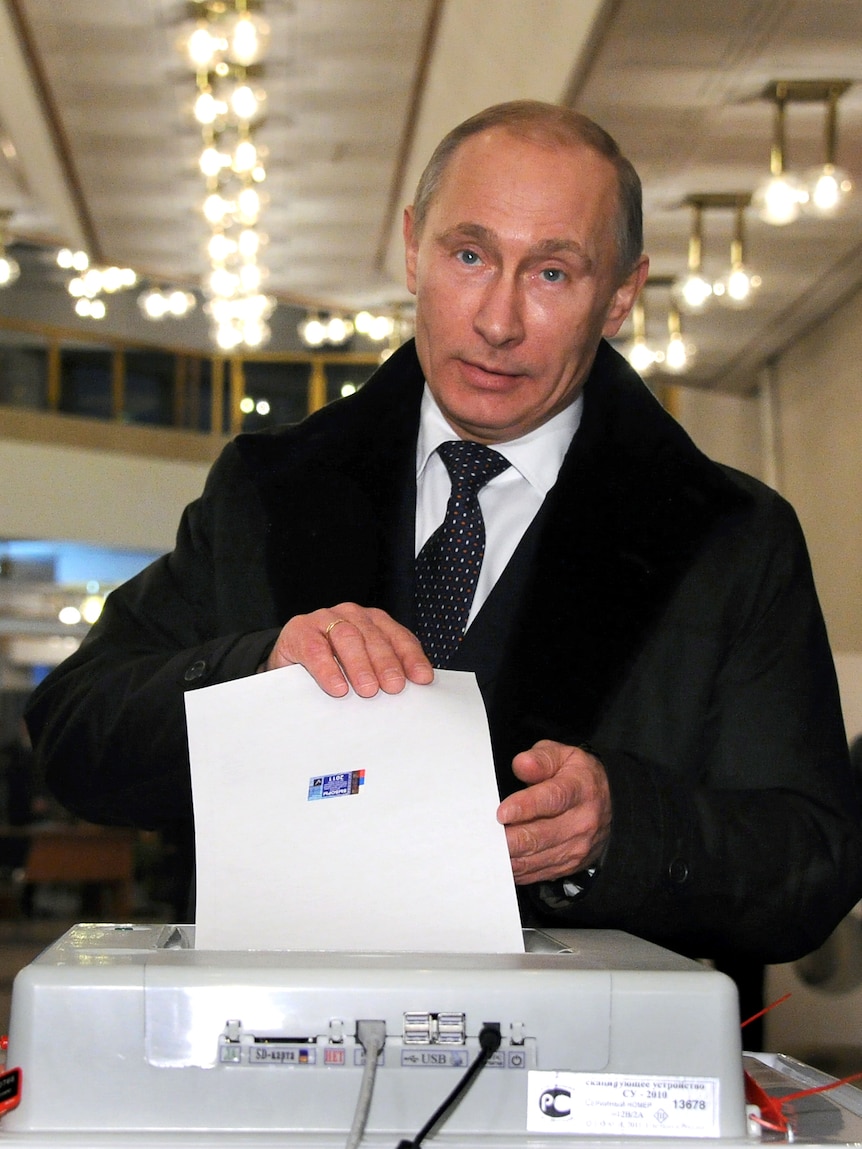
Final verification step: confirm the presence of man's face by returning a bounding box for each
[403,127,648,443]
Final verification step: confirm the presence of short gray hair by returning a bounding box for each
[411,100,643,280]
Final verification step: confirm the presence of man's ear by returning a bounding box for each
[403,205,419,295]
[602,255,650,338]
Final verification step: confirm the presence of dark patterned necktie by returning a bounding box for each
[414,440,510,667]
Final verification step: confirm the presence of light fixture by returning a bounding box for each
[664,304,694,373]
[182,1,273,350]
[354,310,395,342]
[672,201,712,312]
[804,83,854,216]
[624,278,695,376]
[624,296,661,375]
[298,312,354,348]
[753,81,853,225]
[138,287,197,320]
[675,195,761,312]
[0,211,20,288]
[712,196,761,308]
[61,256,137,321]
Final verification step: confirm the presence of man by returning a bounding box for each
[25,101,862,967]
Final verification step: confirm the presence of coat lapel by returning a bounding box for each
[234,342,425,621]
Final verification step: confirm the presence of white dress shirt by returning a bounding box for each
[415,386,583,626]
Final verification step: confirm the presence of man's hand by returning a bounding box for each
[497,741,612,885]
[263,602,434,698]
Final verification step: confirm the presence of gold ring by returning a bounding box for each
[325,619,346,637]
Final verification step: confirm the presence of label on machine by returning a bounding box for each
[526,1072,720,1137]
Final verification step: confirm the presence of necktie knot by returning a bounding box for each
[436,439,510,494]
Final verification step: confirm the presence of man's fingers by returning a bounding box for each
[266,603,433,697]
[497,740,612,884]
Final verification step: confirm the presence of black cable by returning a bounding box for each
[395,1023,502,1149]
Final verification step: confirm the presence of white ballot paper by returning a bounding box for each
[185,665,524,953]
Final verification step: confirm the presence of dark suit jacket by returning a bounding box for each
[25,339,862,962]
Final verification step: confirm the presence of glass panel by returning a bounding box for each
[59,348,112,419]
[323,360,378,404]
[124,349,175,426]
[0,340,48,409]
[240,360,311,429]
[180,356,215,433]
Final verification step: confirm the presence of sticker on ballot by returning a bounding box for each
[307,770,365,801]
[527,1071,720,1137]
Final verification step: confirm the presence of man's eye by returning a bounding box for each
[541,267,566,283]
[456,250,481,265]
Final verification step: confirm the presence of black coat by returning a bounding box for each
[26,339,862,962]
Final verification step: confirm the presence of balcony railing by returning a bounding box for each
[0,315,383,438]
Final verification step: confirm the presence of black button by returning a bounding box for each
[183,659,208,683]
[667,858,690,885]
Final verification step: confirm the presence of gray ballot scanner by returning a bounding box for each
[2,923,862,1148]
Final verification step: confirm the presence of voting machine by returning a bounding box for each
[1,923,862,1147]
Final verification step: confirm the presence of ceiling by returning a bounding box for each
[0,0,860,396]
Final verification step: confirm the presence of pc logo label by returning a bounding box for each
[539,1087,571,1118]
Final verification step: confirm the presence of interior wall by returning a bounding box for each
[771,284,862,656]
[0,437,209,554]
[671,385,762,481]
[672,282,862,735]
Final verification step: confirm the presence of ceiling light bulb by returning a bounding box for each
[673,273,712,312]
[238,262,262,292]
[714,265,762,308]
[299,316,326,346]
[82,268,103,297]
[139,289,168,319]
[241,319,270,348]
[752,173,808,226]
[186,26,222,71]
[237,228,260,259]
[227,13,270,67]
[215,320,243,351]
[664,333,690,373]
[804,163,853,216]
[200,145,229,177]
[167,290,195,316]
[203,193,230,225]
[0,255,20,287]
[236,186,261,224]
[209,267,239,298]
[81,595,104,625]
[326,316,353,344]
[368,315,395,341]
[208,232,235,262]
[229,84,263,123]
[232,140,258,173]
[193,91,223,125]
[101,266,126,293]
[626,338,658,375]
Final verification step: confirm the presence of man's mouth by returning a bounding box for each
[459,358,524,386]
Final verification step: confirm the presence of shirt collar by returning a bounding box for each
[416,385,582,497]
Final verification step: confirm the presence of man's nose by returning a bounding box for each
[473,271,525,347]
